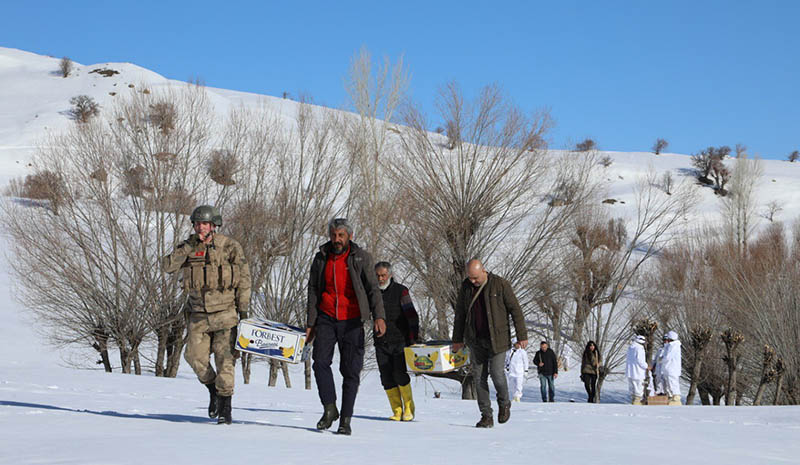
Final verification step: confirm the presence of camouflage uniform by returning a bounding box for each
[163,233,251,396]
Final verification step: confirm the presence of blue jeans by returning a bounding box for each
[539,375,555,402]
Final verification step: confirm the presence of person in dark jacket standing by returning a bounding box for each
[452,259,528,428]
[305,218,386,435]
[533,341,558,402]
[374,261,419,421]
[580,341,601,403]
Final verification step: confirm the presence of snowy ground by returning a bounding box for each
[2,46,800,464]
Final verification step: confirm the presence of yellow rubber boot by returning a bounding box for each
[632,395,642,405]
[385,387,403,420]
[398,383,415,421]
[668,395,682,406]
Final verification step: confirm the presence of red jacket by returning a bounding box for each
[319,247,361,320]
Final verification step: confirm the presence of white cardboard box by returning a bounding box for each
[404,343,470,374]
[235,318,309,363]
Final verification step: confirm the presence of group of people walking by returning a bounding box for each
[163,206,679,435]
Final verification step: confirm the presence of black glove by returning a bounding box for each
[186,234,201,247]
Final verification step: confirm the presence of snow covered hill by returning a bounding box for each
[2,47,800,464]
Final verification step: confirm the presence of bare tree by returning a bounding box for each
[720,155,763,255]
[5,83,215,376]
[68,95,100,123]
[691,146,730,184]
[721,328,745,405]
[389,81,552,341]
[652,138,668,155]
[661,171,674,195]
[577,171,697,400]
[59,56,73,78]
[754,345,777,405]
[575,138,597,152]
[763,200,783,222]
[735,143,748,158]
[341,46,409,257]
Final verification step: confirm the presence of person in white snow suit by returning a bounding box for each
[625,335,649,405]
[650,334,668,394]
[661,330,682,405]
[505,338,529,402]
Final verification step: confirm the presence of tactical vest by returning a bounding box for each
[181,234,240,312]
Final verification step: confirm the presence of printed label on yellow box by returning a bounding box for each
[404,344,470,373]
[235,318,308,364]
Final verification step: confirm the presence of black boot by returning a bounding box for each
[205,383,218,419]
[336,416,352,435]
[498,402,511,424]
[316,403,339,430]
[217,395,232,425]
[476,413,494,428]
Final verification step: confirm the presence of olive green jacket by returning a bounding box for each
[162,233,251,331]
[452,273,528,355]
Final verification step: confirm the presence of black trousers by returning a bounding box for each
[583,373,598,402]
[312,313,364,418]
[376,342,411,390]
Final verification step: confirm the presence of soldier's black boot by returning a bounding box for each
[205,383,219,419]
[316,403,339,430]
[217,396,232,425]
[336,416,352,436]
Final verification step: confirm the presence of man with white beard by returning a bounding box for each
[661,331,683,405]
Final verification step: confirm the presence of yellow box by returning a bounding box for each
[235,318,308,363]
[404,343,470,373]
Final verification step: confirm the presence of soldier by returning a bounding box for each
[306,218,386,435]
[374,261,419,421]
[162,205,251,424]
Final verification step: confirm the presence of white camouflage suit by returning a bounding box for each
[505,346,529,401]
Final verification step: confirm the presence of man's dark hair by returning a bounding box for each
[375,261,392,272]
[540,341,548,345]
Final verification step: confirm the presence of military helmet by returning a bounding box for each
[190,205,222,226]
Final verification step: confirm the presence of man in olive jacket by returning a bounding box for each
[162,205,251,425]
[452,259,528,428]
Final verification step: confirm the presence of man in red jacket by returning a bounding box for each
[306,218,386,435]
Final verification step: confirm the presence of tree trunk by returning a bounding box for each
[281,361,292,388]
[155,327,167,377]
[120,346,132,374]
[686,358,704,406]
[725,356,738,406]
[754,382,768,406]
[595,371,608,403]
[774,373,785,405]
[92,330,112,373]
[712,392,723,405]
[698,384,711,405]
[268,359,279,387]
[133,348,141,375]
[165,319,185,378]
[572,299,590,341]
[242,353,252,384]
[305,358,312,390]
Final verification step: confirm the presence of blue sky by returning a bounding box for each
[3,1,798,159]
